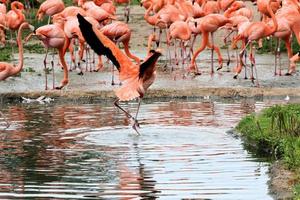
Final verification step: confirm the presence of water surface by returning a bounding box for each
[0,98,289,199]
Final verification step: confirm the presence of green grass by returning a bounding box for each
[257,37,300,54]
[236,104,300,199]
[0,42,46,62]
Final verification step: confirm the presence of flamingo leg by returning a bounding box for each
[114,99,141,135]
[211,32,214,74]
[244,49,248,79]
[43,48,49,90]
[274,38,279,76]
[174,39,178,66]
[51,52,55,89]
[234,40,250,79]
[252,46,260,87]
[190,32,209,75]
[111,62,115,85]
[226,45,230,72]
[277,39,282,76]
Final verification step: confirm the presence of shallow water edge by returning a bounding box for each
[1,87,300,104]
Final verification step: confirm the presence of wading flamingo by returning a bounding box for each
[0,22,34,80]
[77,14,162,134]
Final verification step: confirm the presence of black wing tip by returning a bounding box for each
[77,13,91,27]
[149,49,162,56]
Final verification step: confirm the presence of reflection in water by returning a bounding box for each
[0,98,292,199]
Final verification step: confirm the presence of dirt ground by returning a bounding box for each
[1,4,300,99]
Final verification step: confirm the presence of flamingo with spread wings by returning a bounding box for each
[77,14,162,134]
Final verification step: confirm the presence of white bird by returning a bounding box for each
[21,96,54,104]
[284,95,290,102]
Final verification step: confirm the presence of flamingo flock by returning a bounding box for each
[0,0,300,133]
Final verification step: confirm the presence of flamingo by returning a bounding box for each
[36,0,65,23]
[26,22,70,90]
[81,1,116,23]
[0,0,7,14]
[189,14,231,74]
[6,1,25,31]
[77,14,162,134]
[52,6,87,21]
[167,20,192,71]
[231,0,278,85]
[0,22,34,80]
[274,0,300,75]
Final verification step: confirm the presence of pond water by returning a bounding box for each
[0,98,290,199]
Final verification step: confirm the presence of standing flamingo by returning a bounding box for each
[231,0,278,85]
[77,14,162,134]
[100,21,141,84]
[189,14,230,74]
[0,22,34,80]
[27,22,70,90]
[6,1,25,31]
[167,20,192,71]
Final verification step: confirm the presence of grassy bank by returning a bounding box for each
[236,104,300,199]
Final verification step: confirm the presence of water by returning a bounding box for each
[0,98,289,199]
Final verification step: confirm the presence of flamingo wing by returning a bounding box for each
[139,50,161,78]
[77,14,138,81]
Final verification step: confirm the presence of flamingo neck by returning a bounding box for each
[266,0,278,35]
[13,23,26,75]
[144,3,157,25]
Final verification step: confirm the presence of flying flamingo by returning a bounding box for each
[189,14,230,75]
[26,22,70,90]
[36,0,65,23]
[0,22,34,80]
[231,0,278,85]
[77,14,162,134]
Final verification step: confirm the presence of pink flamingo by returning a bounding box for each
[27,22,70,90]
[0,22,34,80]
[189,14,230,74]
[231,0,278,85]
[36,0,65,23]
